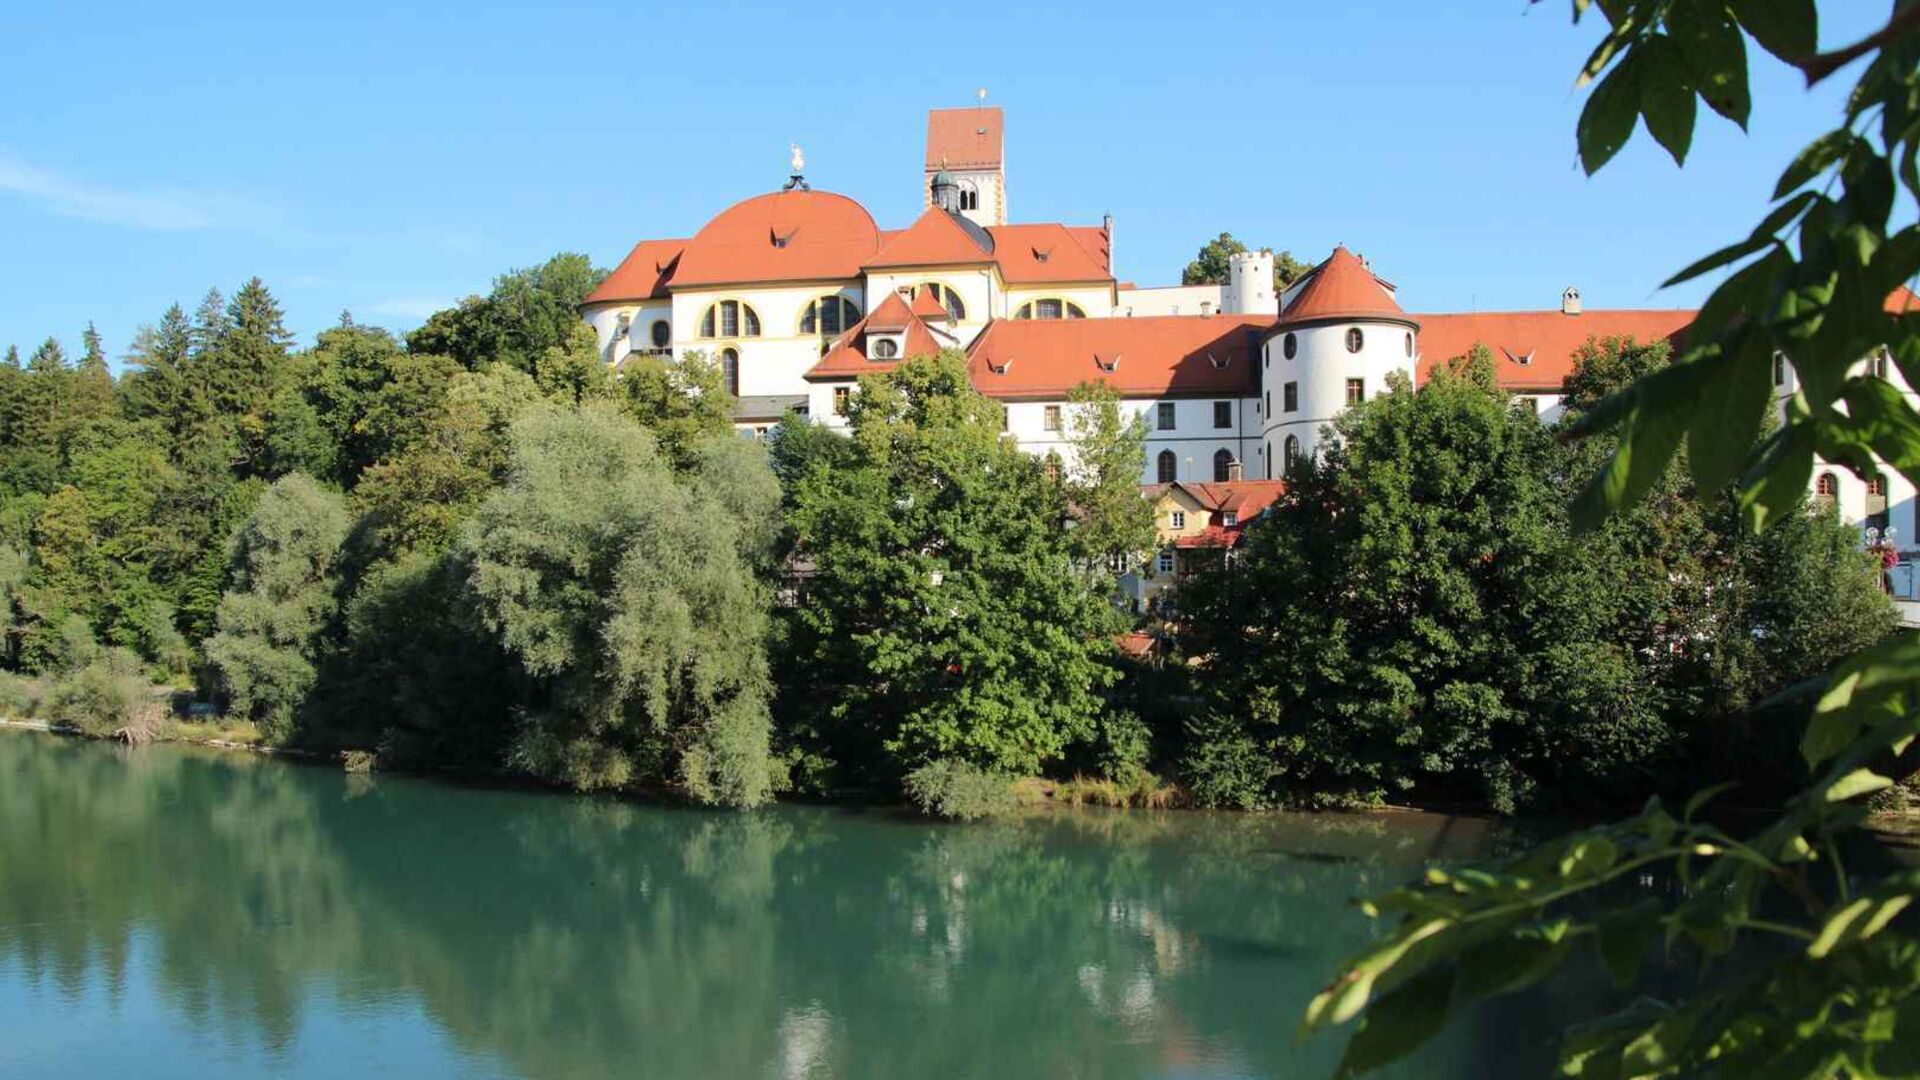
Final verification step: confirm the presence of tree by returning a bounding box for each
[1304,5,1920,1076]
[1062,380,1155,574]
[617,349,734,471]
[1180,231,1312,290]
[406,253,604,372]
[465,404,777,806]
[203,474,350,740]
[784,353,1120,783]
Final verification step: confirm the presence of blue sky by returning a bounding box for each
[0,1,1892,366]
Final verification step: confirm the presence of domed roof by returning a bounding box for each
[1274,246,1416,329]
[932,169,956,186]
[671,189,881,288]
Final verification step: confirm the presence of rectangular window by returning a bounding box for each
[1213,401,1232,429]
[1157,402,1176,431]
[1283,382,1298,413]
[1346,378,1365,407]
[1170,511,1186,529]
[1870,350,1890,379]
[1036,298,1064,320]
[833,386,850,416]
[1773,353,1787,386]
[1043,404,1062,432]
[1156,551,1174,575]
[721,300,740,337]
[1223,511,1238,526]
[1263,391,1270,416]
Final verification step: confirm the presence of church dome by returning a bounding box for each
[670,189,881,288]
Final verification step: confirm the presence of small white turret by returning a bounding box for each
[1228,250,1275,315]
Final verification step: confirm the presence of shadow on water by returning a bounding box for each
[0,732,1599,1079]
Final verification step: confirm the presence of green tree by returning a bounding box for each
[1062,380,1155,575]
[203,474,350,740]
[406,253,604,372]
[617,349,735,471]
[1180,231,1312,290]
[785,353,1120,783]
[465,404,777,806]
[1304,5,1920,1076]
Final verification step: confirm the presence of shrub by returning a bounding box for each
[46,648,161,739]
[903,759,1017,821]
[1180,708,1276,810]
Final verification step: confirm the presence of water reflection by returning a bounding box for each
[0,732,1554,1079]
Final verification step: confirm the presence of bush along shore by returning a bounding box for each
[0,260,1897,820]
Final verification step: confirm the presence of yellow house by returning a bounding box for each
[1124,480,1287,612]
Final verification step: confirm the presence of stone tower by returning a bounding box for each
[924,107,1005,227]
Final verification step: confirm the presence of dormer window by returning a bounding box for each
[987,356,1013,375]
[1207,352,1231,370]
[1032,246,1052,263]
[1223,511,1238,526]
[770,227,797,249]
[870,337,900,359]
[1095,352,1121,373]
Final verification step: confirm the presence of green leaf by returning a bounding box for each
[1775,131,1859,199]
[1667,0,1752,129]
[1579,54,1643,174]
[1737,419,1815,532]
[1333,963,1454,1079]
[1571,367,1700,531]
[1595,905,1660,988]
[1806,628,1920,768]
[1733,0,1817,64]
[1683,780,1736,822]
[1559,834,1621,878]
[1662,234,1775,289]
[1686,329,1773,491]
[1456,932,1571,997]
[1637,37,1697,165]
[1302,918,1454,1034]
[1824,766,1892,803]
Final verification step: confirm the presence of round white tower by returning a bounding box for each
[1227,250,1274,315]
[1259,247,1419,479]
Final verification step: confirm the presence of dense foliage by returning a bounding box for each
[1304,2,1920,1076]
[1178,345,1893,813]
[1181,231,1313,290]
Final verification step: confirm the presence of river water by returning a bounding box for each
[0,730,1583,1078]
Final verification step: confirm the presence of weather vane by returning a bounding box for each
[976,87,987,104]
[784,142,809,191]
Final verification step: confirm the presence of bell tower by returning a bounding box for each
[924,103,1005,227]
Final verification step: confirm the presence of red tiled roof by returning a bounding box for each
[1416,309,1694,391]
[910,288,952,320]
[671,189,880,288]
[1888,286,1919,314]
[584,239,686,304]
[1174,525,1243,549]
[1177,480,1286,520]
[926,107,1003,170]
[1116,631,1157,659]
[966,315,1265,399]
[988,223,1112,283]
[805,298,947,380]
[865,207,993,269]
[1276,246,1410,328]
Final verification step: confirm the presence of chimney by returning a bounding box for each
[1561,286,1582,315]
[1227,460,1243,482]
[1102,212,1114,272]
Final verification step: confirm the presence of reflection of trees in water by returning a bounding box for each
[0,734,1552,1079]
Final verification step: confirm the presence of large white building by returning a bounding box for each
[582,105,1910,548]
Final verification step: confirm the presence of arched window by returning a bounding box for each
[1014,299,1087,320]
[1156,450,1176,484]
[1345,327,1365,353]
[1815,472,1839,511]
[1868,473,1890,529]
[650,320,670,348]
[959,181,980,211]
[800,295,860,336]
[698,300,761,338]
[871,337,899,359]
[918,283,966,320]
[1043,451,1062,481]
[1213,449,1235,482]
[719,348,740,397]
[1405,331,1414,357]
[1284,435,1301,473]
[1283,332,1297,360]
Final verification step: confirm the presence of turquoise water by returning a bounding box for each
[0,731,1566,1078]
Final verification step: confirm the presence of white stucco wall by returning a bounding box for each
[1261,319,1419,469]
[1000,395,1259,484]
[1115,285,1227,318]
[1004,283,1116,320]
[668,282,865,399]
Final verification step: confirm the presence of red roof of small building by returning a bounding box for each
[987,223,1112,283]
[1116,631,1157,659]
[805,296,947,380]
[926,107,1004,170]
[865,207,993,269]
[1276,246,1411,328]
[670,189,881,288]
[1888,286,1919,314]
[967,315,1264,399]
[910,288,952,320]
[584,239,686,304]
[1178,480,1287,520]
[1416,309,1694,391]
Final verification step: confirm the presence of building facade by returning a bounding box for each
[584,105,1902,550]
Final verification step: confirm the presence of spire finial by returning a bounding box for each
[976,87,987,105]
[790,143,804,173]
[783,143,809,191]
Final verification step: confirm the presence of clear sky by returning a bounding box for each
[0,1,1893,366]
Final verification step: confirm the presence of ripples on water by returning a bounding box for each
[0,731,1583,1078]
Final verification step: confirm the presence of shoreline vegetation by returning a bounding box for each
[0,244,1899,824]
